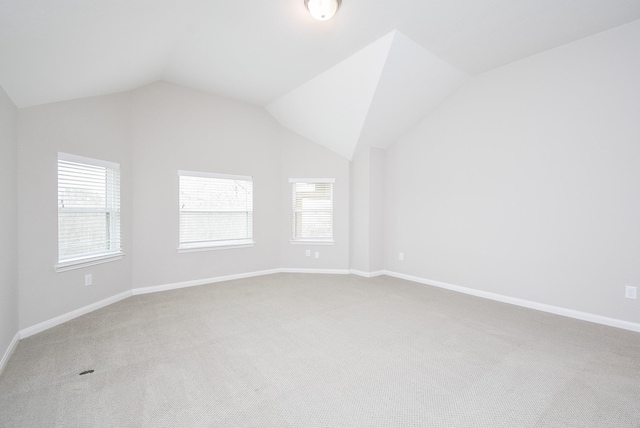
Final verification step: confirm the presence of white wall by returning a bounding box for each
[280,127,350,271]
[385,20,640,323]
[17,93,133,329]
[349,146,384,274]
[13,80,349,331]
[368,147,385,272]
[130,82,283,288]
[350,147,370,272]
[0,85,18,361]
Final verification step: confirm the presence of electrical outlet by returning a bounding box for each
[306,250,311,257]
[85,274,92,287]
[625,286,637,300]
[315,251,320,259]
[399,252,404,261]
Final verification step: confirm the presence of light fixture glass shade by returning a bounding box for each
[304,0,342,21]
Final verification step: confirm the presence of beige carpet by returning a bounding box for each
[1,273,640,427]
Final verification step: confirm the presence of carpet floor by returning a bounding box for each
[1,273,640,427]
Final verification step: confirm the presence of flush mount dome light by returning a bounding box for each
[304,0,342,21]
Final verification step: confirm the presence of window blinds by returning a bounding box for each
[57,153,121,263]
[290,178,334,241]
[179,171,253,249]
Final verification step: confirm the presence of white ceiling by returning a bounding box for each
[267,30,469,159]
[2,0,639,156]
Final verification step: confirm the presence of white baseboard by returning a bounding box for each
[16,268,640,346]
[0,332,20,376]
[133,268,351,296]
[17,268,349,339]
[383,270,640,333]
[350,269,385,278]
[132,269,281,295]
[279,268,350,275]
[20,290,133,339]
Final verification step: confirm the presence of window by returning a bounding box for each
[56,153,122,272]
[178,171,254,251]
[290,178,334,243]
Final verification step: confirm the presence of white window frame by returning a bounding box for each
[55,152,123,273]
[289,178,335,244]
[178,170,254,252]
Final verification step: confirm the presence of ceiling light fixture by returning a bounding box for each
[304,0,342,21]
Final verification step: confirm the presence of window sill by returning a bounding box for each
[290,240,335,246]
[178,241,255,253]
[55,252,124,273]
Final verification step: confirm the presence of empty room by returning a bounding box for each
[1,0,640,426]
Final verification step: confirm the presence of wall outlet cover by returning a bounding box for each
[625,286,637,299]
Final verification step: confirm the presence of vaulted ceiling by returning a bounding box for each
[2,0,639,158]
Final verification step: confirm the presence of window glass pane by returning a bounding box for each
[179,172,253,247]
[57,154,121,262]
[291,181,333,240]
[58,212,110,258]
[294,211,332,238]
[180,212,252,243]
